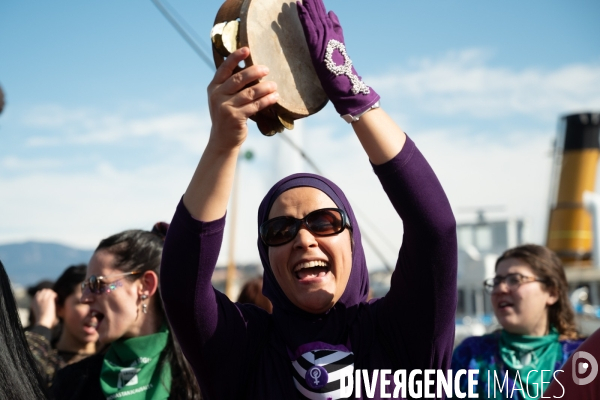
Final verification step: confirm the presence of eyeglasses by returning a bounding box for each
[260,208,350,247]
[483,273,546,294]
[81,271,141,294]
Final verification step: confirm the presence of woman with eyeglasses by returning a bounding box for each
[52,223,201,400]
[26,265,98,388]
[451,244,584,399]
[160,0,457,398]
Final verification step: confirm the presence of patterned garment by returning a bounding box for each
[291,343,354,400]
[451,331,584,399]
[26,327,90,387]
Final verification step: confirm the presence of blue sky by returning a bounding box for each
[1,0,599,278]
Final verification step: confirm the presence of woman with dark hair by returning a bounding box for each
[26,264,98,386]
[160,0,457,398]
[452,244,584,399]
[0,259,47,399]
[52,223,201,400]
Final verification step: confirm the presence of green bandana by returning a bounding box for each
[100,325,171,400]
[499,327,562,400]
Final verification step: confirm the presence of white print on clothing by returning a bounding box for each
[114,356,152,389]
[324,39,370,95]
[117,367,140,388]
[106,384,154,400]
[292,347,354,400]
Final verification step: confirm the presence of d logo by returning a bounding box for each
[572,351,598,386]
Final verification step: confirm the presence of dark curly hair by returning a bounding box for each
[496,244,578,339]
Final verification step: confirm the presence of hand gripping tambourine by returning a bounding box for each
[211,0,328,136]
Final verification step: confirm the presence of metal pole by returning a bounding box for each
[151,0,215,71]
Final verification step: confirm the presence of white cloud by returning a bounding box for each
[1,156,63,171]
[4,50,600,273]
[295,121,558,269]
[23,106,212,152]
[370,49,600,118]
[0,162,191,247]
[0,117,573,271]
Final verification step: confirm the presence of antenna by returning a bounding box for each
[151,0,215,71]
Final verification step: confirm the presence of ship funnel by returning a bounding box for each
[547,112,600,264]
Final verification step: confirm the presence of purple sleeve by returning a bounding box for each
[160,200,268,398]
[373,136,457,371]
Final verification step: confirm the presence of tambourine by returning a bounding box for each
[211,0,328,136]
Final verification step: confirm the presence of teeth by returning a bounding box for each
[294,260,329,272]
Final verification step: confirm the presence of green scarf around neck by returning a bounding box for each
[100,325,171,400]
[499,327,562,400]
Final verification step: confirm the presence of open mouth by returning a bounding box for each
[89,310,105,329]
[498,301,513,309]
[293,260,330,280]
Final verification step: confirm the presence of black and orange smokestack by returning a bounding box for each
[547,112,600,264]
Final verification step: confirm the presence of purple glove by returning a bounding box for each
[297,0,380,119]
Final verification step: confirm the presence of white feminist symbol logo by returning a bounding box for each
[310,367,322,385]
[324,39,370,95]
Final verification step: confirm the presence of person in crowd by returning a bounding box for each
[52,223,201,400]
[237,276,273,313]
[0,259,48,399]
[26,279,56,331]
[452,244,584,399]
[544,326,600,399]
[160,0,457,398]
[26,264,98,386]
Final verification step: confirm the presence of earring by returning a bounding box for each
[141,294,148,314]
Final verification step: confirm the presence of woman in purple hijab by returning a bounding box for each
[160,0,457,398]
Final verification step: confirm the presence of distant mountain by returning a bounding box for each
[0,242,94,286]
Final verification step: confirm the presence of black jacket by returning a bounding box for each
[51,352,105,400]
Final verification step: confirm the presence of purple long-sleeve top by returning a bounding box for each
[161,136,457,399]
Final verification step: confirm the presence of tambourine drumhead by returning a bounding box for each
[213,0,328,134]
[240,0,327,117]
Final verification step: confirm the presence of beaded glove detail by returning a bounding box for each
[324,39,370,96]
[297,0,380,117]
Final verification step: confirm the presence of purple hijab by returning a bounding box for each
[257,173,369,350]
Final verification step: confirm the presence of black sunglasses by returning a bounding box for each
[260,208,351,247]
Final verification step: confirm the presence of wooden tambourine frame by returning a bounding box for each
[212,0,328,136]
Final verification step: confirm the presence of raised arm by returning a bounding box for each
[296,0,406,164]
[160,48,277,397]
[298,0,457,372]
[183,48,278,220]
